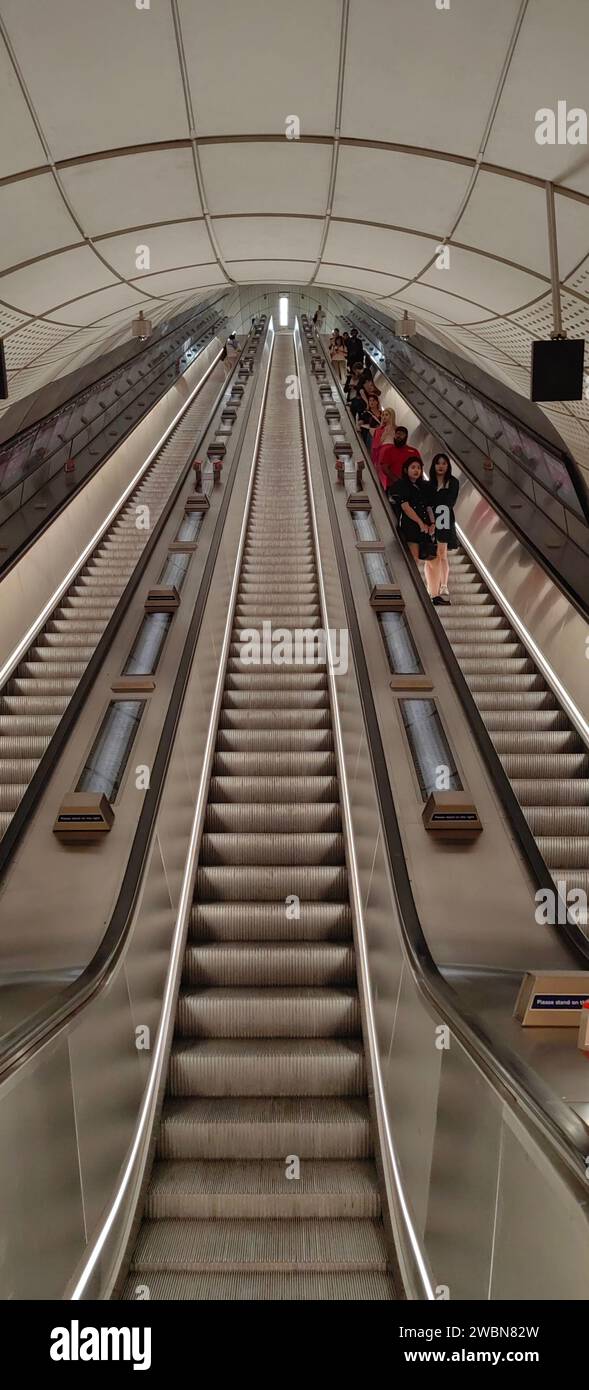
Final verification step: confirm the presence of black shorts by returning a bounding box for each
[400,517,425,545]
[435,522,458,548]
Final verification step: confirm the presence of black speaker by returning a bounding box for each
[0,340,7,400]
[531,338,585,402]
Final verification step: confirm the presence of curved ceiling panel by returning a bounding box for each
[0,0,587,467]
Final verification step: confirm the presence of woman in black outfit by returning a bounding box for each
[428,453,459,605]
[357,393,382,452]
[396,457,437,568]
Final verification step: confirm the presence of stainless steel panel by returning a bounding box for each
[123,837,174,1068]
[0,1037,84,1299]
[425,1038,502,1300]
[0,337,223,679]
[490,1111,589,1300]
[455,471,589,734]
[383,964,443,1238]
[69,967,143,1237]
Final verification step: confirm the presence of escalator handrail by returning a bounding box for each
[0,314,228,584]
[341,293,589,524]
[300,317,589,1193]
[0,297,227,494]
[0,322,270,1078]
[347,311,589,625]
[0,337,251,880]
[352,306,589,529]
[324,324,589,958]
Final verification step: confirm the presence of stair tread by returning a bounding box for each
[130,1217,389,1272]
[122,1268,394,1299]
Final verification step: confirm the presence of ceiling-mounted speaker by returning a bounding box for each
[531,338,585,401]
[0,340,8,399]
[393,310,416,339]
[132,310,152,341]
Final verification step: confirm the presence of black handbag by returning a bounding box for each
[418,533,438,561]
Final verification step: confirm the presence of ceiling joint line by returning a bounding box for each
[0,6,161,385]
[169,0,234,285]
[374,0,533,308]
[446,0,531,239]
[309,0,350,284]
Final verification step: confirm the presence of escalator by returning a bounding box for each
[123,335,395,1301]
[319,313,589,936]
[0,320,588,1301]
[0,364,225,842]
[441,547,589,897]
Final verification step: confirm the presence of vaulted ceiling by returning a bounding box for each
[1,0,589,462]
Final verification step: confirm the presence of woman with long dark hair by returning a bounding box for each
[428,453,459,604]
[329,332,348,382]
[396,456,436,568]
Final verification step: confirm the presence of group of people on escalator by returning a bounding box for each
[325,321,460,607]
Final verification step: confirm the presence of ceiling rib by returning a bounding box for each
[169,0,233,285]
[0,13,163,304]
[2,135,589,207]
[308,0,349,285]
[379,0,533,304]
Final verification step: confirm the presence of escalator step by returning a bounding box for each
[212,752,337,776]
[156,1095,372,1162]
[129,1217,388,1273]
[145,1159,380,1220]
[175,986,360,1038]
[195,864,347,900]
[199,831,345,866]
[204,802,341,832]
[537,836,589,868]
[122,1268,394,1300]
[218,708,332,730]
[168,1040,366,1098]
[183,943,355,987]
[511,779,589,806]
[190,900,352,940]
[215,730,334,753]
[207,775,339,803]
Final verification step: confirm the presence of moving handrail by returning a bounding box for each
[0,303,223,505]
[0,328,258,880]
[298,317,589,1184]
[0,304,227,580]
[341,294,589,524]
[0,319,587,1302]
[314,326,589,963]
[0,322,270,1077]
[339,300,589,619]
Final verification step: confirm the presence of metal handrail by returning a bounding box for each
[340,293,589,521]
[0,322,268,1079]
[0,310,225,505]
[300,316,589,1194]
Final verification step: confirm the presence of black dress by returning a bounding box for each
[430,476,459,547]
[397,477,433,544]
[358,406,380,451]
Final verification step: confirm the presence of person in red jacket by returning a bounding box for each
[380,426,422,488]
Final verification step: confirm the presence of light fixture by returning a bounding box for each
[132,310,152,341]
[393,310,416,339]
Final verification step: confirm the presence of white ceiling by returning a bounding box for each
[0,0,588,465]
